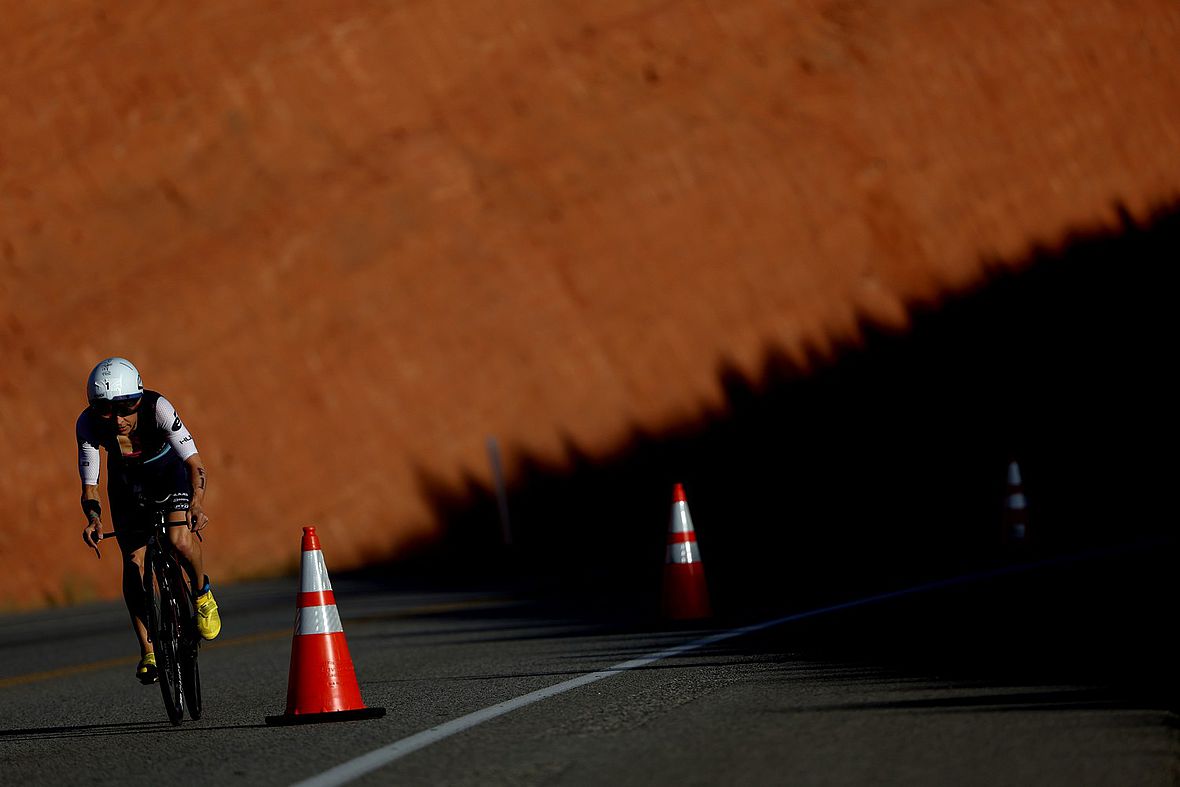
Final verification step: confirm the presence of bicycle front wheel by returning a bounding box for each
[147,550,185,725]
[173,562,202,721]
[182,648,202,721]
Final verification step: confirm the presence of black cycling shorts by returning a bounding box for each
[108,451,193,532]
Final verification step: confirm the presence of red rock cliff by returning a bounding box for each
[2,0,1178,608]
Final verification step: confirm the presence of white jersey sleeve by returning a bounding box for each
[76,411,101,486]
[154,395,199,462]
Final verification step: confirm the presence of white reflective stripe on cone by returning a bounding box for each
[669,502,694,533]
[667,542,702,564]
[1008,492,1027,509]
[296,604,344,635]
[301,549,334,593]
[1008,461,1023,485]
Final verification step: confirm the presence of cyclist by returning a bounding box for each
[77,357,222,684]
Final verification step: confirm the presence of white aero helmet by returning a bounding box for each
[86,357,143,405]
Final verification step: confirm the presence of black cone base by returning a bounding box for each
[265,706,386,726]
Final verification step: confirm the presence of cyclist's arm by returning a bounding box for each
[185,453,209,531]
[77,412,104,548]
[154,394,198,460]
[81,483,103,543]
[152,395,207,530]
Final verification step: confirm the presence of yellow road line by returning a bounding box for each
[0,596,516,689]
[0,629,289,689]
[0,654,139,689]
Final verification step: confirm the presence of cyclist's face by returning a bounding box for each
[92,397,141,433]
[111,410,138,434]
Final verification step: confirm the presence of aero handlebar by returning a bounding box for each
[89,526,202,559]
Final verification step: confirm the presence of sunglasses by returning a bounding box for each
[92,397,142,418]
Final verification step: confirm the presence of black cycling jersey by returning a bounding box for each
[76,390,199,527]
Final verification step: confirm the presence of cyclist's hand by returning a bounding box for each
[83,519,103,556]
[188,504,209,532]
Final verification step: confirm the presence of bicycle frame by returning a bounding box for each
[101,513,202,725]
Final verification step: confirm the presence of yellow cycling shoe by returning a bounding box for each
[196,585,221,641]
[137,652,158,684]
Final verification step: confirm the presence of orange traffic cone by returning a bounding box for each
[662,483,711,621]
[265,527,386,725]
[1001,459,1029,547]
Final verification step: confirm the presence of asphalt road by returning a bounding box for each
[1,543,1176,786]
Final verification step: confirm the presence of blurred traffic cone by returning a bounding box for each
[265,526,386,725]
[662,483,712,621]
[1001,459,1029,546]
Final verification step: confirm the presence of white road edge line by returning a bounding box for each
[292,546,1139,787]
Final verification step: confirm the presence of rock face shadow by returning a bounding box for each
[405,202,1177,623]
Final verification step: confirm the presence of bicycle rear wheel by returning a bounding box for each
[147,549,185,725]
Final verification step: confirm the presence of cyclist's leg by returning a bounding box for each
[151,458,220,639]
[164,511,204,594]
[120,541,152,655]
[151,459,206,595]
[110,490,152,657]
[166,513,221,640]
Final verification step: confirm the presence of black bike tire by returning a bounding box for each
[173,561,203,721]
[150,550,185,725]
[142,547,165,697]
[183,649,202,721]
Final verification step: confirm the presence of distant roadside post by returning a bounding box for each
[486,436,513,547]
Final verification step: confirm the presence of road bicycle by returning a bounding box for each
[101,513,203,725]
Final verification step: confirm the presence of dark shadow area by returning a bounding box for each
[401,200,1175,597]
[772,688,1135,714]
[0,719,268,741]
[0,720,163,740]
[722,535,1180,713]
[376,199,1177,704]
